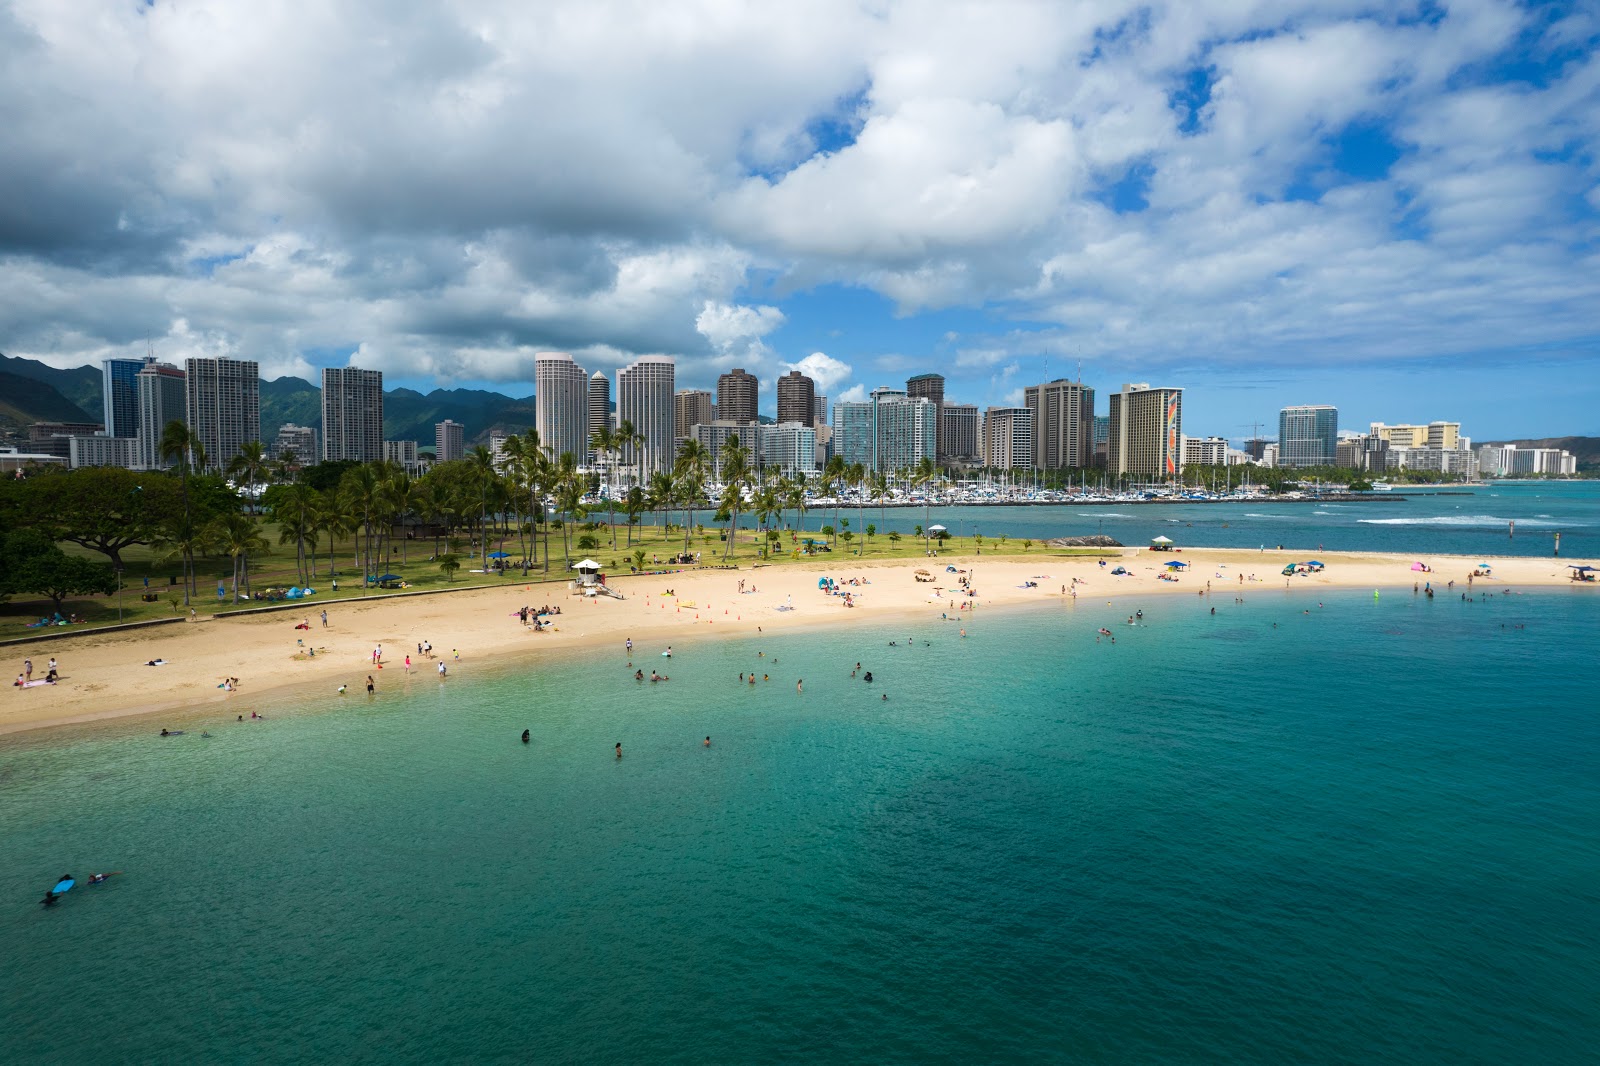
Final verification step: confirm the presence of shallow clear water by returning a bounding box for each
[674,480,1600,559]
[3,588,1598,1063]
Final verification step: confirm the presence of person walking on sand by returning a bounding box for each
[321,609,328,628]
[405,654,411,672]
[23,659,32,682]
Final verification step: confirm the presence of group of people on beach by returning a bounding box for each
[13,656,60,687]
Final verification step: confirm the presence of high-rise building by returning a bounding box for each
[939,402,981,465]
[813,395,828,428]
[321,367,385,463]
[675,389,714,439]
[1181,435,1231,466]
[1106,383,1182,479]
[1024,379,1095,470]
[1277,405,1338,468]
[777,371,817,427]
[383,439,425,476]
[135,360,187,470]
[1368,421,1462,450]
[906,373,944,456]
[617,356,676,478]
[68,434,140,469]
[833,389,936,472]
[758,423,819,477]
[185,357,260,472]
[102,358,145,439]
[716,367,759,425]
[436,419,465,463]
[534,352,589,463]
[587,372,612,460]
[272,423,317,463]
[981,407,1034,469]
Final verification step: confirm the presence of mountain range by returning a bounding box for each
[0,352,536,449]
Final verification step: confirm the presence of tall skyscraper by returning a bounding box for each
[435,419,465,463]
[906,373,944,458]
[675,389,714,436]
[587,371,612,460]
[716,367,759,424]
[1024,379,1095,469]
[776,370,816,427]
[135,360,186,470]
[1278,405,1339,467]
[1107,383,1183,479]
[185,356,260,471]
[939,403,981,465]
[813,395,828,427]
[321,367,384,462]
[981,407,1034,469]
[617,356,676,478]
[102,358,145,439]
[534,352,589,463]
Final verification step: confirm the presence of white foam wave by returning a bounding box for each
[1356,515,1583,529]
[1243,513,1295,519]
[1080,512,1131,518]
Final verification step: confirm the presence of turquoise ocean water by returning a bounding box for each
[671,480,1600,559]
[3,587,1598,1062]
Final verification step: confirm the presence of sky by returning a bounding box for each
[1,0,1597,441]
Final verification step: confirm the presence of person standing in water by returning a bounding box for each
[522,729,530,744]
[704,737,711,747]
[615,742,623,759]
[796,679,803,693]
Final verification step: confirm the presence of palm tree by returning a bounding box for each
[616,418,639,491]
[624,485,645,547]
[159,419,205,604]
[823,454,847,548]
[227,440,270,513]
[753,484,781,556]
[339,464,383,591]
[912,455,937,554]
[466,446,497,564]
[554,453,584,567]
[274,448,301,484]
[590,425,620,550]
[268,483,321,586]
[206,511,270,603]
[675,438,709,553]
[849,462,868,555]
[719,434,750,561]
[646,470,674,547]
[787,473,807,538]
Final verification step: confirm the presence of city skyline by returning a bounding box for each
[0,3,1594,441]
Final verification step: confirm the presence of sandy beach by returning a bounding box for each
[3,547,1590,736]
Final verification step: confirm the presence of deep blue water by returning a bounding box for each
[3,588,1598,1063]
[690,480,1600,559]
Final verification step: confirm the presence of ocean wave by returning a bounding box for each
[1243,513,1296,519]
[1079,512,1131,518]
[1356,515,1583,529]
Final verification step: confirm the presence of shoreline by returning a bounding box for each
[3,546,1592,738]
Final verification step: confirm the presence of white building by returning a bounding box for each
[69,434,140,469]
[1385,447,1479,478]
[272,423,318,462]
[185,356,260,472]
[534,352,589,464]
[1181,435,1231,466]
[617,356,676,478]
[435,419,465,463]
[1478,444,1577,476]
[981,407,1034,469]
[321,367,385,463]
[756,422,819,477]
[384,440,426,476]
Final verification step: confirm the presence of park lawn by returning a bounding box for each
[2,518,1113,640]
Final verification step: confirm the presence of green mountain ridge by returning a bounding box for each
[0,353,102,429]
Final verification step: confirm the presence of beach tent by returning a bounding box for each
[378,573,401,582]
[1410,562,1428,571]
[487,551,511,559]
[1151,535,1173,544]
[927,524,947,533]
[1282,564,1298,576]
[1165,561,1188,569]
[1306,560,1325,568]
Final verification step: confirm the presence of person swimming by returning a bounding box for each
[863,671,873,683]
[704,736,711,746]
[635,669,645,680]
[615,742,623,758]
[521,729,530,744]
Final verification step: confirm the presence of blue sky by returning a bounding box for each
[2,0,1597,441]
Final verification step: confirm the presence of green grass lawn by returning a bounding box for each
[1,520,1113,640]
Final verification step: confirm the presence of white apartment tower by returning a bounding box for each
[436,419,465,463]
[618,356,676,477]
[587,372,612,460]
[534,352,589,464]
[321,367,385,463]
[184,357,260,472]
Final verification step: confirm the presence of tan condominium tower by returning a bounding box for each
[534,352,589,463]
[435,419,465,463]
[185,356,260,472]
[617,356,676,477]
[776,370,816,427]
[1024,379,1095,469]
[1107,383,1183,479]
[321,367,384,463]
[675,389,714,439]
[717,367,759,424]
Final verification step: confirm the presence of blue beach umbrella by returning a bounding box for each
[487,551,511,559]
